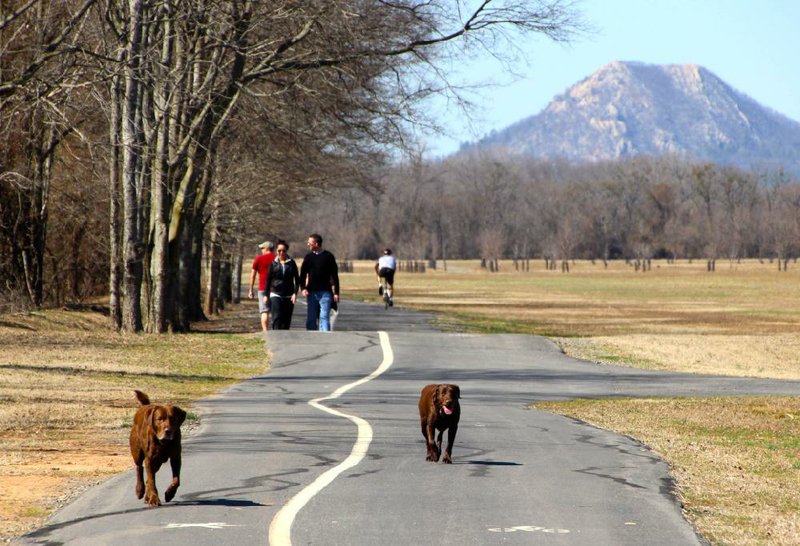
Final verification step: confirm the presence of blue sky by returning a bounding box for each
[422,0,800,156]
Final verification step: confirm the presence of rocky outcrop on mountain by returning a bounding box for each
[474,61,800,175]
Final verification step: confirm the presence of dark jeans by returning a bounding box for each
[305,290,333,331]
[269,296,295,330]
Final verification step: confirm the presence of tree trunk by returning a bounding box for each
[69,224,86,300]
[26,112,56,307]
[120,0,146,332]
[146,5,175,333]
[204,198,221,316]
[220,259,232,305]
[188,202,208,323]
[233,251,242,304]
[108,66,123,330]
[205,250,220,316]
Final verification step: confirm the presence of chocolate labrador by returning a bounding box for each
[418,383,461,463]
[129,390,186,506]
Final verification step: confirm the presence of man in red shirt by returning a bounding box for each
[248,241,275,331]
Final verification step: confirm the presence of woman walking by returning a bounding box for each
[267,240,301,330]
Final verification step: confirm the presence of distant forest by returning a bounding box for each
[292,151,800,271]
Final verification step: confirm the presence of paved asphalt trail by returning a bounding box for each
[19,300,800,545]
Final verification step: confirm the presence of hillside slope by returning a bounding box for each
[475,61,800,174]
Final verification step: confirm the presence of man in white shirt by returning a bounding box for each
[374,248,396,306]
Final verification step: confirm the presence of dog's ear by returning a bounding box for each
[173,406,187,426]
[453,385,461,399]
[149,407,159,430]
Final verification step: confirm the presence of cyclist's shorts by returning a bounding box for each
[378,267,395,285]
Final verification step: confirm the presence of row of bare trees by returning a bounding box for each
[0,0,583,329]
[292,151,800,270]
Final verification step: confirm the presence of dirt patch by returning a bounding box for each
[0,441,130,541]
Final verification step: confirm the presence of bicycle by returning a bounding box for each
[378,276,393,309]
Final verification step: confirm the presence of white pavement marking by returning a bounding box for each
[268,331,395,546]
[488,525,571,534]
[165,522,241,529]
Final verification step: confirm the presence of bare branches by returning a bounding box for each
[0,0,38,32]
[0,0,97,99]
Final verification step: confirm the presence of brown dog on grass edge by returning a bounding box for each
[129,390,186,507]
[418,384,461,463]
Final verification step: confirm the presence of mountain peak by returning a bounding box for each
[475,61,800,174]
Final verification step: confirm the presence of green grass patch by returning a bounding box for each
[21,507,48,518]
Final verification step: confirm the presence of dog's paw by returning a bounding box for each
[164,485,178,503]
[442,454,452,464]
[144,491,161,507]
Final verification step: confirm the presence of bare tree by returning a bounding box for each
[761,169,798,270]
[0,0,96,307]
[716,167,759,263]
[689,163,723,271]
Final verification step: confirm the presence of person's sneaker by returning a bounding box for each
[378,285,383,296]
[388,297,393,307]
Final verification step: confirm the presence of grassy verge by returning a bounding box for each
[533,397,800,545]
[0,303,267,541]
[343,259,800,545]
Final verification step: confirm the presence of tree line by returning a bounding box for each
[292,151,800,272]
[0,0,582,330]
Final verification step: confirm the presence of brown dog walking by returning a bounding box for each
[129,390,186,506]
[418,384,461,463]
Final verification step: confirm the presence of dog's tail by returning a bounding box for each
[134,390,151,406]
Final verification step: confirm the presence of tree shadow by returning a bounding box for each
[21,498,265,541]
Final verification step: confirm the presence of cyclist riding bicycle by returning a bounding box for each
[375,248,396,306]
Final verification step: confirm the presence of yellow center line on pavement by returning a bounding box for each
[268,331,395,546]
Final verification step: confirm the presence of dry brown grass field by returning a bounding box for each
[2,258,799,544]
[348,258,800,379]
